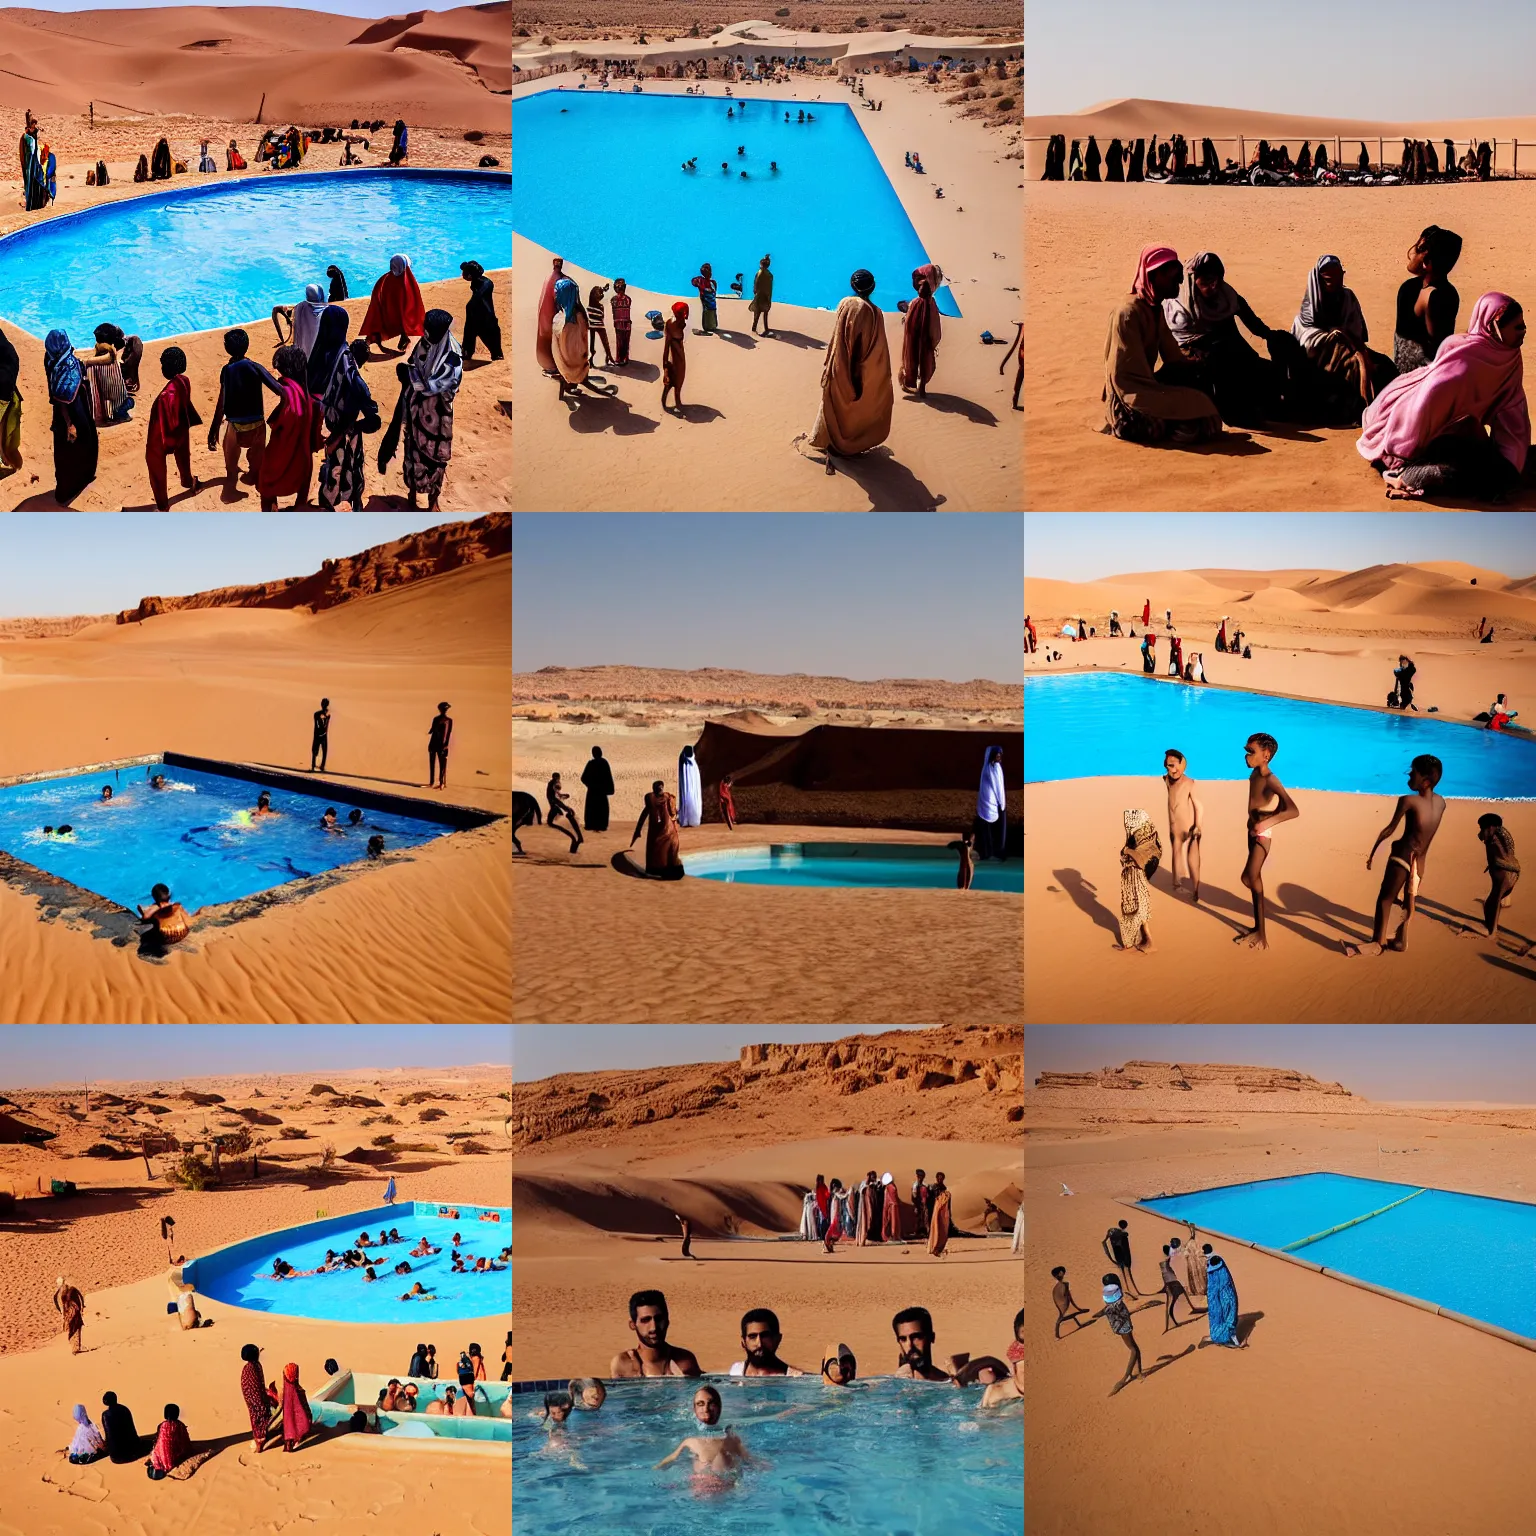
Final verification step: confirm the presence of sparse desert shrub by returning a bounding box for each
[165,1153,211,1191]
[809,22,820,31]
[994,96,1015,112]
[854,14,868,23]
[214,1126,253,1154]
[688,20,699,35]
[960,71,979,87]
[83,1142,125,1158]
[515,26,528,36]
[419,1107,448,1123]
[455,1140,490,1156]
[279,1126,308,1140]
[319,1142,336,1169]
[390,1141,439,1153]
[775,5,789,12]
[371,1134,396,1147]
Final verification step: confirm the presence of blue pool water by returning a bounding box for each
[1025,673,1536,798]
[686,842,1021,891]
[1140,1173,1536,1339]
[187,1202,510,1325]
[512,1376,1022,1535]
[513,90,961,315]
[0,763,453,913]
[0,169,510,341]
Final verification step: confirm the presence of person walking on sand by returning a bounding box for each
[926,1179,952,1256]
[1163,749,1203,901]
[1167,1235,1203,1308]
[677,744,702,827]
[899,263,943,396]
[1141,599,1151,627]
[800,269,893,476]
[545,775,582,848]
[610,277,633,364]
[1158,1244,1196,1331]
[660,301,688,413]
[881,1172,902,1242]
[1102,1218,1144,1296]
[536,256,564,376]
[586,283,614,365]
[1203,1253,1243,1347]
[630,780,682,876]
[1093,1275,1143,1393]
[240,1344,274,1452]
[1117,809,1161,952]
[717,774,737,830]
[674,1212,694,1259]
[580,745,614,831]
[1235,733,1299,950]
[911,1170,930,1237]
[427,701,452,788]
[1392,654,1419,710]
[1181,1225,1207,1295]
[1343,754,1445,957]
[1463,813,1520,942]
[310,698,331,771]
[54,1276,85,1353]
[1052,1267,1090,1337]
[750,254,774,336]
[45,329,98,506]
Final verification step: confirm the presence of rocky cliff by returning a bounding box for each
[1032,1061,1352,1096]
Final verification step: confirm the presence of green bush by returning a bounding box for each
[279,1126,308,1140]
[165,1153,211,1191]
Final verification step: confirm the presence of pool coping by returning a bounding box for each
[1119,1182,1536,1354]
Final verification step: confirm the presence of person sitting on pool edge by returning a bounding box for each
[610,1289,701,1377]
[729,1308,806,1376]
[137,883,189,952]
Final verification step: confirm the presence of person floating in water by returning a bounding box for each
[428,702,452,788]
[1235,733,1298,950]
[1344,754,1445,957]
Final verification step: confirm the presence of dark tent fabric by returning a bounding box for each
[0,1110,54,1144]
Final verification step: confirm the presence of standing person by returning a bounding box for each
[677,744,702,827]
[1236,733,1299,951]
[750,255,773,336]
[280,1363,312,1451]
[586,283,614,364]
[427,702,453,789]
[1117,809,1161,952]
[1343,754,1446,958]
[1163,748,1203,901]
[674,1212,693,1259]
[361,254,426,353]
[536,256,563,375]
[881,1172,902,1241]
[326,265,348,302]
[1141,598,1151,627]
[580,746,615,831]
[19,110,48,210]
[660,302,688,412]
[1052,1270,1089,1337]
[1181,1225,1207,1296]
[1024,614,1037,653]
[610,277,633,364]
[394,310,462,512]
[548,277,590,402]
[717,774,737,830]
[258,346,318,510]
[240,1345,273,1453]
[813,1174,831,1237]
[318,336,380,511]
[387,118,408,165]
[1094,1275,1144,1392]
[1158,1244,1195,1331]
[53,1276,86,1353]
[1168,633,1183,677]
[691,261,719,333]
[0,321,21,477]
[1468,813,1520,941]
[803,269,893,476]
[207,328,279,494]
[926,1176,952,1257]
[911,1169,930,1238]
[44,330,98,505]
[1203,1253,1243,1346]
[1392,655,1418,710]
[1167,1236,1202,1308]
[1140,633,1156,673]
[629,779,682,876]
[899,263,943,396]
[860,1170,882,1245]
[1101,1218,1143,1296]
[311,699,331,772]
[459,261,503,363]
[144,346,201,509]
[974,744,1007,861]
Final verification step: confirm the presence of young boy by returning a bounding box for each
[718,773,736,831]
[587,283,614,365]
[546,772,584,851]
[1051,1266,1089,1338]
[145,346,201,509]
[206,328,279,494]
[1235,732,1299,950]
[1101,1218,1143,1297]
[1158,1243,1195,1331]
[1092,1274,1142,1395]
[957,828,975,889]
[1344,754,1446,956]
[610,277,633,364]
[1162,748,1204,902]
[1460,813,1520,943]
[656,1385,756,1473]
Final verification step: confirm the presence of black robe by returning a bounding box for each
[580,755,615,831]
[102,1401,145,1464]
[463,273,503,361]
[1126,138,1145,181]
[1084,136,1101,182]
[1105,138,1124,181]
[151,138,172,181]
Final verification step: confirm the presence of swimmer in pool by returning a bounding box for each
[367,834,386,858]
[570,1377,606,1410]
[100,785,113,802]
[410,1237,440,1257]
[150,774,167,789]
[363,1267,378,1283]
[400,1282,435,1301]
[610,1290,700,1378]
[1344,754,1446,958]
[253,791,280,817]
[394,1261,412,1275]
[320,806,342,832]
[656,1386,758,1474]
[980,1357,1024,1408]
[1232,733,1298,952]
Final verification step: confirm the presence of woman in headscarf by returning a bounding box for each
[1291,254,1396,419]
[397,309,462,511]
[691,261,719,333]
[1162,252,1282,427]
[629,777,682,876]
[360,253,426,352]
[899,262,943,397]
[146,1403,191,1478]
[67,1403,107,1464]
[150,137,171,180]
[226,138,247,170]
[388,119,408,166]
[326,264,348,302]
[881,1172,901,1242]
[1105,137,1124,181]
[1118,809,1161,951]
[258,345,318,510]
[1068,139,1083,180]
[44,334,98,505]
[550,277,589,401]
[1126,137,1145,181]
[536,256,563,374]
[580,744,615,831]
[1358,291,1528,503]
[1104,246,1220,445]
[280,1363,312,1452]
[805,268,893,474]
[284,283,328,359]
[975,744,1006,861]
[460,260,502,362]
[927,1181,952,1257]
[1084,135,1101,182]
[240,1344,274,1452]
[677,743,702,826]
[133,152,149,182]
[1394,225,1463,375]
[318,326,380,512]
[660,300,688,412]
[305,304,349,400]
[100,1393,144,1463]
[799,1190,819,1241]
[19,110,47,210]
[0,322,21,475]
[82,323,134,425]
[1204,1253,1241,1345]
[813,1173,831,1236]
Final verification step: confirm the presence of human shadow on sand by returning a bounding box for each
[1481,951,1536,984]
[1050,868,1120,940]
[610,849,685,881]
[565,393,660,435]
[1195,1309,1264,1347]
[907,392,999,427]
[666,403,726,425]
[824,445,946,510]
[763,328,826,351]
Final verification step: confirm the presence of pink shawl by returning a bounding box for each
[280,1366,312,1443]
[1132,245,1180,303]
[1357,291,1530,472]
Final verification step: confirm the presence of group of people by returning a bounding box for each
[1104,227,1532,505]
[796,1169,970,1255]
[307,696,456,788]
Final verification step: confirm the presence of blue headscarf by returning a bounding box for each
[1204,1254,1238,1344]
[553,277,581,322]
[306,305,350,397]
[44,329,82,403]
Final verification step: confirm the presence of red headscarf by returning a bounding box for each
[671,301,689,319]
[1132,245,1180,303]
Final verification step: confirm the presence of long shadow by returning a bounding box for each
[713,329,758,350]
[907,392,999,427]
[1482,952,1536,984]
[609,849,683,880]
[762,328,826,351]
[1140,1342,1198,1379]
[1049,867,1120,940]
[670,403,726,425]
[11,490,71,509]
[565,393,660,436]
[610,360,661,383]
[826,446,946,510]
[1276,880,1374,934]
[1254,424,1325,444]
[245,763,434,791]
[1181,434,1270,458]
[1236,1310,1264,1344]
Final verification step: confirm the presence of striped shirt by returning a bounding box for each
[587,299,607,330]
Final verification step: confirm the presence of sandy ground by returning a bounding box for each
[1025,1092,1536,1535]
[512,72,1021,511]
[0,558,511,1023]
[0,1067,509,1536]
[512,5,1023,46]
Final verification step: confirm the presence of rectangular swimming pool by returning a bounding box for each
[313,1370,510,1448]
[1140,1172,1536,1341]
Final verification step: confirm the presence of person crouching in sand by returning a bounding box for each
[1344,754,1446,956]
[1117,810,1161,952]
[1459,813,1524,947]
[1163,748,1203,901]
[1236,733,1298,950]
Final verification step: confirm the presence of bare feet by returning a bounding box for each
[1191,886,1201,904]
[1341,940,1383,957]
[1233,928,1267,949]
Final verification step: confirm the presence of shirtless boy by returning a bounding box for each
[1163,749,1204,901]
[1235,733,1299,950]
[610,1290,702,1377]
[1344,754,1446,957]
[1458,813,1522,945]
[545,773,584,852]
[1051,1265,1090,1338]
[655,1386,757,1474]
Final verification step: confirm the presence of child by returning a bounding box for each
[1158,1243,1195,1331]
[1344,753,1446,957]
[145,346,201,509]
[545,773,584,851]
[957,828,974,889]
[1092,1274,1143,1394]
[1235,733,1299,950]
[258,345,318,510]
[1051,1267,1089,1338]
[1162,749,1203,901]
[459,261,503,363]
[718,773,736,831]
[206,329,279,494]
[610,278,633,364]
[587,284,614,365]
[1462,813,1520,942]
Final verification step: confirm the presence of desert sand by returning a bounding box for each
[1024,563,1535,1023]
[513,65,1021,511]
[1026,97,1536,509]
[0,1064,510,1535]
[1026,1059,1536,1534]
[0,517,511,1024]
[0,5,511,511]
[512,667,1021,1024]
[512,1024,1022,1381]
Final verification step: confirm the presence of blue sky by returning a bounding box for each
[1025,513,1536,583]
[1028,1026,1536,1103]
[1,1025,511,1088]
[512,515,1023,681]
[513,1025,936,1083]
[0,514,459,618]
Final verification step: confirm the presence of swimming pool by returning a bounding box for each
[0,756,486,914]
[0,169,510,341]
[312,1370,510,1446]
[1024,673,1536,798]
[511,1376,1021,1534]
[513,90,961,315]
[1139,1173,1536,1340]
[686,842,1022,890]
[185,1201,511,1325]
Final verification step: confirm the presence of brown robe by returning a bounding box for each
[662,316,687,392]
[899,282,941,392]
[927,1189,952,1257]
[536,263,561,373]
[643,790,681,875]
[1103,295,1218,425]
[810,295,893,455]
[553,308,589,387]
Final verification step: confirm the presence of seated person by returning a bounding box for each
[226,139,247,170]
[1292,254,1397,421]
[1161,252,1284,427]
[136,884,190,947]
[1394,225,1462,373]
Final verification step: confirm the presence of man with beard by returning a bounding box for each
[892,1307,952,1381]
[609,1290,701,1377]
[728,1308,806,1376]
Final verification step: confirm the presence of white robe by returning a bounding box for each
[977,753,1006,822]
[678,755,702,826]
[799,1192,818,1241]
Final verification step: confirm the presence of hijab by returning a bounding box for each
[326,264,349,301]
[1131,244,1180,304]
[553,277,581,322]
[306,305,350,396]
[293,283,328,358]
[1296,255,1366,345]
[69,1404,106,1458]
[1358,291,1529,472]
[389,253,410,279]
[1164,252,1245,346]
[44,330,82,403]
[978,745,1005,819]
[0,322,18,399]
[406,309,463,398]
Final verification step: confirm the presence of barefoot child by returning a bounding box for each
[1343,754,1446,957]
[1235,733,1299,950]
[610,278,633,364]
[957,828,975,889]
[145,346,201,509]
[656,1385,757,1474]
[1092,1275,1143,1395]
[1469,813,1520,941]
[545,773,584,852]
[1162,749,1204,901]
[206,328,279,494]
[1052,1266,1090,1338]
[586,284,614,365]
[1117,810,1161,952]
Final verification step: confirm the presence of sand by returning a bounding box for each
[512,69,1021,511]
[0,555,511,1024]
[0,1064,510,1535]
[1025,1071,1536,1534]
[1026,98,1536,509]
[512,1023,1022,1381]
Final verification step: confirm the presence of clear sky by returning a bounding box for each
[1029,0,1536,121]
[1028,1026,1536,1103]
[512,515,1023,682]
[29,1,429,18]
[0,514,459,618]
[1024,513,1536,584]
[513,1024,936,1083]
[0,1025,512,1088]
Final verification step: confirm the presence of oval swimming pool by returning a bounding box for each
[686,842,1022,891]
[0,169,510,341]
[1025,673,1536,798]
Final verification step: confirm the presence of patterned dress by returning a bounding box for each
[1118,809,1162,948]
[318,349,373,510]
